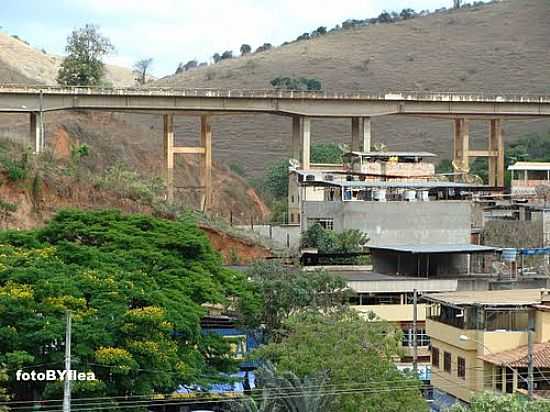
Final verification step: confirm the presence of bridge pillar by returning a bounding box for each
[453,118,470,181]
[290,116,302,163]
[163,114,175,202]
[488,119,504,187]
[351,117,372,152]
[30,112,45,154]
[301,117,311,169]
[200,115,213,211]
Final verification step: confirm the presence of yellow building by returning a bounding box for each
[425,288,550,403]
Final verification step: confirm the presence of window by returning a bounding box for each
[443,351,451,373]
[431,347,440,368]
[307,218,334,230]
[402,328,430,347]
[457,357,465,379]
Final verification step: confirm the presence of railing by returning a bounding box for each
[0,84,549,103]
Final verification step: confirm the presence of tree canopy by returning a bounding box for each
[449,392,550,412]
[57,24,114,86]
[251,310,427,412]
[238,261,350,342]
[0,209,248,402]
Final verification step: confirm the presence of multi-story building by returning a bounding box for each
[424,288,550,406]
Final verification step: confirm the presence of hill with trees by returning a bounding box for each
[151,0,550,176]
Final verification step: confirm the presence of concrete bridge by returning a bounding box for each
[1,85,550,208]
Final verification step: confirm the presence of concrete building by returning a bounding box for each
[508,162,550,196]
[342,151,436,179]
[424,289,550,405]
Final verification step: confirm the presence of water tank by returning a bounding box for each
[404,190,417,202]
[374,189,387,202]
[502,248,517,262]
[417,190,429,201]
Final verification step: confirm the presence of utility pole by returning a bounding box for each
[528,315,534,399]
[413,289,418,376]
[63,311,72,412]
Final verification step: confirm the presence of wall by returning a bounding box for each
[303,200,471,245]
[352,304,427,322]
[234,223,301,250]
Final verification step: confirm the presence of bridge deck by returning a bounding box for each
[0,85,549,117]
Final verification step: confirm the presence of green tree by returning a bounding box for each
[252,310,427,412]
[237,261,350,341]
[436,159,453,174]
[449,392,550,412]
[240,44,252,56]
[302,223,369,254]
[57,24,114,86]
[311,143,343,164]
[231,363,330,412]
[0,209,247,402]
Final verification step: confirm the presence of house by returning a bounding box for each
[424,288,550,406]
[508,162,550,196]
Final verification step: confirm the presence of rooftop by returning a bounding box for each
[423,288,545,306]
[368,244,497,254]
[479,342,550,368]
[344,151,437,158]
[508,162,550,171]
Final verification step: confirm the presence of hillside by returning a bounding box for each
[0,31,138,87]
[152,0,550,176]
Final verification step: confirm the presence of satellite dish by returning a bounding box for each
[289,159,300,169]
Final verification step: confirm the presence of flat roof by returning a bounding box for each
[368,244,497,254]
[330,271,420,282]
[423,288,544,306]
[508,162,550,171]
[344,151,437,158]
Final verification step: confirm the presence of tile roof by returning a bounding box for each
[479,342,550,368]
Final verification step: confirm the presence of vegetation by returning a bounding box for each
[311,143,343,164]
[0,209,250,401]
[237,261,350,342]
[252,310,427,412]
[301,223,369,254]
[230,363,330,412]
[449,392,550,411]
[436,130,550,186]
[133,58,153,85]
[240,44,252,56]
[270,77,322,91]
[57,24,114,86]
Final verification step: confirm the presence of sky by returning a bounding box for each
[1,0,453,78]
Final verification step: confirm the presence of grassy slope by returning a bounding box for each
[151,0,550,176]
[0,31,138,87]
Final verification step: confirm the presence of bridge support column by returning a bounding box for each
[488,119,504,187]
[351,117,371,152]
[290,116,302,162]
[200,115,213,211]
[301,117,311,169]
[163,114,175,202]
[30,112,44,154]
[453,118,470,181]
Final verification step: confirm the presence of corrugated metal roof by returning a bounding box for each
[479,342,550,368]
[368,244,497,254]
[508,162,550,171]
[423,288,544,306]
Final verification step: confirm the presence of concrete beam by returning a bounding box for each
[172,147,206,154]
[2,87,549,118]
[468,150,498,157]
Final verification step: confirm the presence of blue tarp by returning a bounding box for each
[520,247,550,256]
